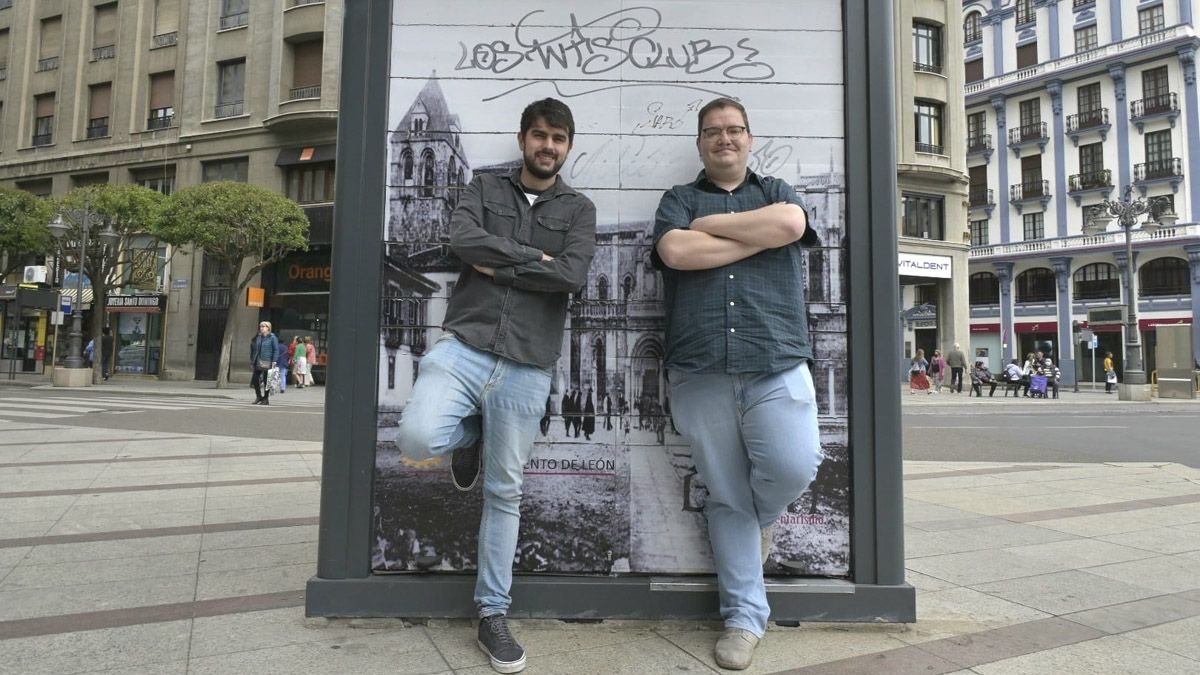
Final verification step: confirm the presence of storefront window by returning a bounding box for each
[113,310,163,375]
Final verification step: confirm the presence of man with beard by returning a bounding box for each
[395,98,596,674]
[652,98,823,670]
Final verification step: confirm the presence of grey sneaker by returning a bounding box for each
[761,525,774,563]
[714,628,760,670]
[478,614,526,673]
[450,441,482,491]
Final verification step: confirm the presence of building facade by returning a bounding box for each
[0,0,342,381]
[964,0,1200,385]
[897,0,972,372]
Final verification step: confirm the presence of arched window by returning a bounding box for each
[421,150,435,196]
[1015,267,1056,303]
[457,168,464,187]
[402,150,414,182]
[1073,263,1120,300]
[964,12,982,42]
[1139,257,1189,296]
[622,275,634,301]
[969,272,999,305]
[597,275,609,301]
[448,157,457,185]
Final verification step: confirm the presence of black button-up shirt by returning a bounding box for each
[443,169,597,369]
[652,170,819,374]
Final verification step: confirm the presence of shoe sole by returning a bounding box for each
[451,447,481,492]
[477,640,526,673]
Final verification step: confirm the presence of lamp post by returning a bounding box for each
[47,197,119,371]
[1082,186,1177,400]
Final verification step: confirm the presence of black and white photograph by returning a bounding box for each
[372,0,851,577]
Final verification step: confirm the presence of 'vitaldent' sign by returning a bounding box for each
[898,252,952,279]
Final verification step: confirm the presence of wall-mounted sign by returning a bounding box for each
[898,252,952,279]
[246,287,265,308]
[105,294,168,313]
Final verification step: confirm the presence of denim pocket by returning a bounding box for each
[781,362,816,403]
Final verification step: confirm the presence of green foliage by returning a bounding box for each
[58,184,168,239]
[0,187,56,278]
[161,182,309,288]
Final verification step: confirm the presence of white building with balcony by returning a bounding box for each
[964,0,1200,385]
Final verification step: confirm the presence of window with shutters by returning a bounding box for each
[1016,42,1038,69]
[1015,0,1035,26]
[965,58,983,83]
[1021,154,1043,188]
[216,60,245,117]
[32,94,55,146]
[1074,24,1097,52]
[1077,142,1105,184]
[92,3,118,61]
[1145,130,1173,166]
[913,22,942,74]
[38,17,62,72]
[290,40,323,100]
[1022,212,1045,241]
[286,163,335,204]
[148,71,174,129]
[1077,83,1102,113]
[969,220,990,247]
[153,0,179,41]
[967,111,987,151]
[964,12,983,43]
[1142,66,1170,99]
[87,83,112,139]
[202,158,249,183]
[914,100,943,154]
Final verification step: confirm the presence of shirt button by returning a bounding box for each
[730,328,736,333]
[729,301,735,306]
[728,274,735,279]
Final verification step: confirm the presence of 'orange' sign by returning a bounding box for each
[246,287,265,308]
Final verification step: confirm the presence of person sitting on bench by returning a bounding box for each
[970,360,999,397]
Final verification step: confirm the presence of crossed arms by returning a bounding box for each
[654,196,809,271]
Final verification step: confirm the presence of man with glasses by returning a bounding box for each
[394,98,596,674]
[652,97,823,670]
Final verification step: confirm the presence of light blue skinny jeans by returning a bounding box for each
[668,361,824,637]
[395,334,551,617]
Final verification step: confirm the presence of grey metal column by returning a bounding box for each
[1051,256,1075,386]
[996,262,1016,361]
[1187,244,1200,370]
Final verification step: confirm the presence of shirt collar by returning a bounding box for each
[690,168,764,193]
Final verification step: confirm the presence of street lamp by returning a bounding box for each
[1082,186,1177,399]
[47,200,119,371]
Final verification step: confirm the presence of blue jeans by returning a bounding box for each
[278,367,288,392]
[395,334,552,617]
[668,362,823,637]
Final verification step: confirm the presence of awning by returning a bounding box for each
[275,144,336,166]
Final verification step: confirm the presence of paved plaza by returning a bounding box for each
[0,382,1199,673]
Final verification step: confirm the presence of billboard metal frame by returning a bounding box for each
[307,0,913,622]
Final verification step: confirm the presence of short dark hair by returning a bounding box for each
[697,97,750,136]
[520,98,575,143]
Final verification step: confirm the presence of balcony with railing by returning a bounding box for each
[289,85,321,100]
[971,223,1200,259]
[86,117,110,139]
[1007,121,1048,154]
[915,141,944,155]
[1073,0,1094,6]
[31,132,53,147]
[966,25,1196,97]
[219,11,248,30]
[1134,157,1184,191]
[1065,108,1110,145]
[147,108,174,130]
[152,32,178,48]
[1067,169,1113,204]
[914,61,942,75]
[967,133,993,159]
[969,186,995,212]
[35,56,59,72]
[1130,92,1179,131]
[91,44,115,61]
[964,26,983,43]
[214,101,245,118]
[1009,179,1051,212]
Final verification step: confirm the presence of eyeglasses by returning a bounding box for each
[700,125,748,140]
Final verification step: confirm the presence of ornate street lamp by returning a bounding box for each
[1082,186,1177,399]
[48,200,120,371]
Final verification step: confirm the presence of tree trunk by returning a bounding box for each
[90,285,105,385]
[214,257,245,389]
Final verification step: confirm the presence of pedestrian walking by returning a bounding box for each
[561,390,573,434]
[392,98,596,674]
[1104,351,1116,393]
[929,349,947,393]
[290,336,307,388]
[582,388,596,440]
[909,349,932,394]
[304,337,318,386]
[946,343,967,393]
[603,391,613,431]
[652,97,823,670]
[101,327,114,380]
[250,321,279,405]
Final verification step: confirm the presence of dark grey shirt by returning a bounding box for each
[444,169,597,369]
[652,170,819,374]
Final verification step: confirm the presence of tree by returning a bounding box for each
[0,187,55,280]
[160,182,309,388]
[56,185,170,383]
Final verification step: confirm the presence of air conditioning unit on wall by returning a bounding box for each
[23,266,48,284]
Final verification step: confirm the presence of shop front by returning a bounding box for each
[266,250,330,383]
[1,284,55,377]
[106,294,167,377]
